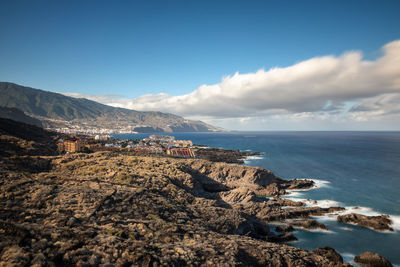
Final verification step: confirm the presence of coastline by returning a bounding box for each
[242,151,399,265]
[1,125,398,266]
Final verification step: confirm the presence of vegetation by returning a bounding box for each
[0,82,220,132]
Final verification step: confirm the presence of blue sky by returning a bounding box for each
[1,0,400,130]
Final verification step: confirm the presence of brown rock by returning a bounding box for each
[354,251,393,267]
[337,213,393,231]
[313,246,344,264]
[275,224,294,232]
[0,246,30,266]
[290,219,328,230]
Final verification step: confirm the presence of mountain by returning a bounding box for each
[0,82,223,132]
[0,106,43,127]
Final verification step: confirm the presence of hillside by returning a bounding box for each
[0,107,43,127]
[0,82,223,133]
[0,117,57,157]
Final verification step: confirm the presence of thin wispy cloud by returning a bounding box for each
[65,40,400,130]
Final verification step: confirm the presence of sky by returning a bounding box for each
[1,0,400,130]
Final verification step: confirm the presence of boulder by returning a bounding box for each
[337,213,393,231]
[275,224,294,232]
[290,219,328,230]
[354,251,393,267]
[313,246,344,264]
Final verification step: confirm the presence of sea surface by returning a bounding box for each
[113,132,400,266]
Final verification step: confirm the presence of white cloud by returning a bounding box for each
[62,92,125,104]
[64,40,400,130]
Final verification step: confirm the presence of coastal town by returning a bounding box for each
[56,134,197,158]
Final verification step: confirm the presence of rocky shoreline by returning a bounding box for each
[0,152,347,266]
[0,152,393,266]
[195,147,261,164]
[0,118,394,266]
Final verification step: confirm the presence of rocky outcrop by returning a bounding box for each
[337,213,393,231]
[184,159,314,195]
[281,178,315,190]
[275,224,294,232]
[313,247,346,265]
[289,219,328,230]
[196,148,260,164]
[267,232,298,242]
[262,206,345,222]
[354,251,393,267]
[219,188,257,203]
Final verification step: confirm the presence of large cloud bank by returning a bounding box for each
[65,40,400,129]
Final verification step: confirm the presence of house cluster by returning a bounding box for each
[56,134,196,158]
[133,135,196,157]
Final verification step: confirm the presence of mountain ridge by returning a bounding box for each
[0,82,223,133]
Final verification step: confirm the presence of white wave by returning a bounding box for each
[310,199,342,208]
[243,155,265,164]
[291,225,336,234]
[307,228,336,234]
[283,197,342,208]
[310,178,331,189]
[311,214,339,221]
[339,226,353,231]
[339,205,381,216]
[390,214,400,232]
[285,191,304,198]
[245,155,264,160]
[340,252,356,264]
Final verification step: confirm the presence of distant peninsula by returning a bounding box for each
[0,82,224,134]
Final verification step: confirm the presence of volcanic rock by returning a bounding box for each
[337,213,393,231]
[354,251,393,267]
[275,224,294,232]
[313,246,345,264]
[290,219,328,230]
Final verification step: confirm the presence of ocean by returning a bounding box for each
[113,131,400,266]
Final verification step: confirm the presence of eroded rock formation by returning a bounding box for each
[354,251,393,267]
[337,213,393,231]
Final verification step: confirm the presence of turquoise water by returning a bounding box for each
[114,132,400,265]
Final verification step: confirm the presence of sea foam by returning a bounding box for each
[310,178,332,189]
[243,154,265,164]
[285,191,304,198]
[340,252,356,264]
[282,197,342,209]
